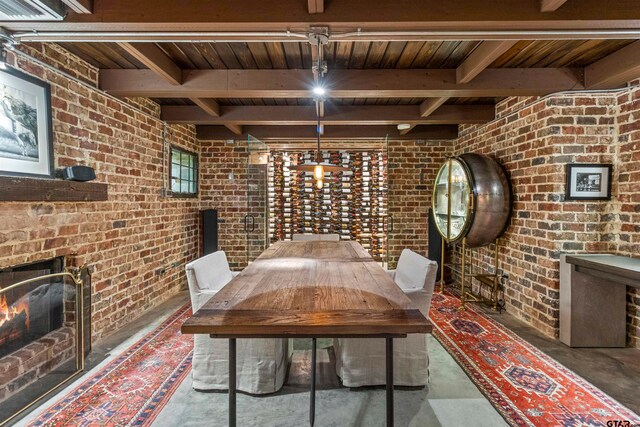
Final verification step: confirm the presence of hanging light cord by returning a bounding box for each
[316,113,321,162]
[315,38,324,163]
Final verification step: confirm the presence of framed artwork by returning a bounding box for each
[565,163,612,201]
[0,66,53,177]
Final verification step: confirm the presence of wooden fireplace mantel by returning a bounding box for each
[0,176,108,202]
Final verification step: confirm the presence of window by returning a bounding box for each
[170,146,198,197]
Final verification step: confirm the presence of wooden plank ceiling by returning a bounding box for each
[3,0,640,140]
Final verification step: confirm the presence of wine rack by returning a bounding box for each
[268,149,387,262]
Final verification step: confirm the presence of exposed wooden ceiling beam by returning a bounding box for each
[4,0,640,36]
[61,0,92,13]
[540,0,568,12]
[456,41,518,83]
[584,41,640,89]
[118,42,182,85]
[224,124,243,135]
[414,41,510,125]
[420,98,449,118]
[117,44,224,118]
[190,98,220,117]
[100,68,584,98]
[197,125,459,141]
[308,0,324,14]
[161,104,495,125]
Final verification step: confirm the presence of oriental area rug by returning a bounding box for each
[25,295,640,427]
[27,304,193,427]
[430,292,640,427]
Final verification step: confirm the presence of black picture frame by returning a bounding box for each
[565,163,612,201]
[0,66,54,178]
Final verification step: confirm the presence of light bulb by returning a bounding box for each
[316,179,323,189]
[313,164,324,180]
[312,86,326,96]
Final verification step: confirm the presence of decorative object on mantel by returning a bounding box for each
[0,66,53,178]
[432,153,512,310]
[0,176,108,202]
[60,165,96,182]
[565,163,612,200]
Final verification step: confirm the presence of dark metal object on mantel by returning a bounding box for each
[459,153,512,248]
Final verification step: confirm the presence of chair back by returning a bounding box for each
[185,251,234,310]
[395,249,436,289]
[395,249,438,315]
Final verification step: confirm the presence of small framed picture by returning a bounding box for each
[565,164,612,201]
[0,66,53,178]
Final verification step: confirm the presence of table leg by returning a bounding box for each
[310,337,317,427]
[386,337,394,426]
[229,338,236,427]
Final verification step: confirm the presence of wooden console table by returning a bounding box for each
[560,254,640,347]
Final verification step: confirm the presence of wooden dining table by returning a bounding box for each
[181,240,433,426]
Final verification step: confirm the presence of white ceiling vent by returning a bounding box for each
[0,0,65,20]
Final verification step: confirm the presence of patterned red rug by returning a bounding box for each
[430,292,640,427]
[24,294,640,427]
[28,304,193,427]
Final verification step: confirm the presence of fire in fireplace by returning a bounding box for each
[0,293,30,348]
[0,280,65,359]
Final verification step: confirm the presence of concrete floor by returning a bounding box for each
[13,290,640,426]
[152,331,507,426]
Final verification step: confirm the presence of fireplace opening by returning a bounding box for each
[0,258,65,358]
[0,281,65,358]
[0,257,89,426]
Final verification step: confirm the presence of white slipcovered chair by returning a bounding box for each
[185,251,290,394]
[334,249,438,387]
[291,233,340,242]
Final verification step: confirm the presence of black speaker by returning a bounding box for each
[201,209,219,256]
[61,165,96,182]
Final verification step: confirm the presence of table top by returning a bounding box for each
[181,241,432,338]
[564,254,640,282]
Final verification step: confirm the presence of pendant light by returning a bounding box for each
[289,31,347,188]
[290,113,348,186]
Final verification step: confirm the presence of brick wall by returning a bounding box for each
[199,139,250,269]
[457,88,640,348]
[3,42,638,350]
[616,82,640,348]
[387,140,452,267]
[0,44,199,342]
